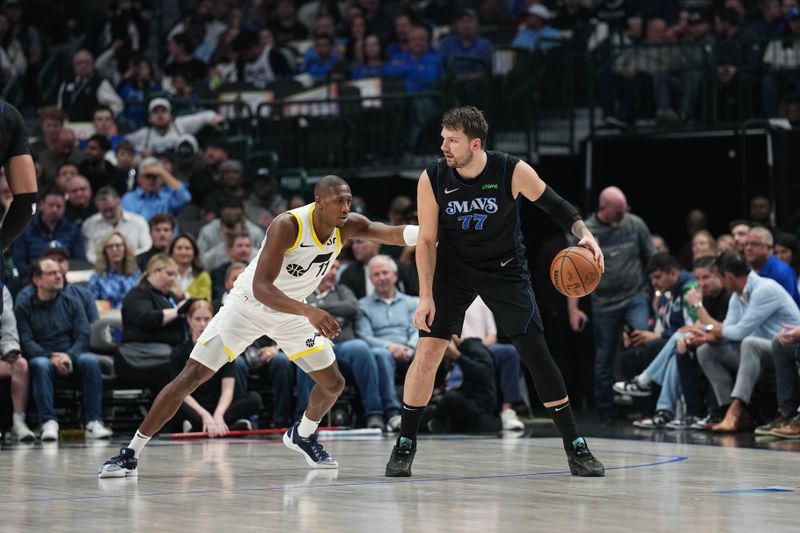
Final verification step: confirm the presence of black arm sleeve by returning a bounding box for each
[0,192,37,251]
[532,186,581,234]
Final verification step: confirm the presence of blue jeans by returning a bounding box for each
[653,70,703,118]
[295,339,385,417]
[29,353,104,423]
[643,331,689,413]
[592,293,650,415]
[372,347,403,413]
[488,343,523,404]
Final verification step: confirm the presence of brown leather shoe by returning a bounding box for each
[769,419,800,439]
[711,400,753,433]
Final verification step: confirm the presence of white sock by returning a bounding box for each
[128,430,151,458]
[636,373,652,387]
[297,413,320,439]
[13,412,26,426]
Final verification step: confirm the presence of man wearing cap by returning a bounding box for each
[82,186,151,263]
[439,9,492,78]
[56,49,123,122]
[121,157,191,221]
[13,189,86,278]
[511,4,562,52]
[125,98,223,156]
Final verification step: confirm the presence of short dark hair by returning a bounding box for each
[313,32,334,45]
[714,251,750,277]
[87,133,110,151]
[442,106,489,147]
[646,252,681,274]
[692,255,716,270]
[41,187,64,201]
[170,32,196,54]
[728,219,750,232]
[149,213,175,230]
[718,7,741,27]
[314,174,349,196]
[92,105,113,118]
[116,139,135,153]
[29,259,44,279]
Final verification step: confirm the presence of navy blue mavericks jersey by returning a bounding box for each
[425,151,525,266]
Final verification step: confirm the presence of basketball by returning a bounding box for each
[550,246,602,297]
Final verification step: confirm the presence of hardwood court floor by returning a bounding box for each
[0,431,798,533]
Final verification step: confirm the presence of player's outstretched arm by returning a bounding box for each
[512,161,604,272]
[0,154,38,251]
[341,212,418,247]
[252,214,340,338]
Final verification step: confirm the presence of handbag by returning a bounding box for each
[117,342,173,370]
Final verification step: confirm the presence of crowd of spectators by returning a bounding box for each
[1,1,800,442]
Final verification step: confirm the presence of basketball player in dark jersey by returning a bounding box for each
[385,106,606,477]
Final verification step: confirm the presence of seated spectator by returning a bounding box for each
[302,33,346,81]
[113,140,137,183]
[729,219,750,253]
[350,34,387,79]
[296,260,399,431]
[269,0,309,47]
[748,0,785,38]
[38,128,84,191]
[511,4,562,52]
[615,253,699,427]
[125,98,222,156]
[749,194,773,229]
[0,286,34,441]
[714,8,760,121]
[121,157,191,221]
[745,226,800,307]
[217,29,293,89]
[439,9,492,78]
[341,238,417,298]
[30,106,64,161]
[81,105,124,151]
[136,213,176,270]
[209,233,256,296]
[16,245,99,325]
[163,32,209,87]
[692,252,800,432]
[79,133,127,196]
[774,233,800,292]
[56,49,123,122]
[188,141,230,211]
[460,296,526,430]
[767,324,800,438]
[88,232,140,310]
[651,233,670,254]
[83,187,151,263]
[117,55,162,129]
[426,336,501,434]
[202,160,248,218]
[16,258,112,441]
[197,196,264,255]
[345,12,368,65]
[692,229,717,259]
[213,261,246,311]
[243,170,287,229]
[355,255,418,417]
[615,255,727,428]
[169,233,212,302]
[171,300,262,434]
[64,175,96,226]
[13,189,86,278]
[596,16,644,126]
[762,7,800,118]
[649,18,703,121]
[552,0,593,45]
[383,25,442,149]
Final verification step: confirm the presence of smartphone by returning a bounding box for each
[623,323,635,336]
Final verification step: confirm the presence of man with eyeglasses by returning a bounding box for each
[567,185,655,423]
[15,258,112,441]
[121,157,191,221]
[744,226,800,308]
[82,186,151,263]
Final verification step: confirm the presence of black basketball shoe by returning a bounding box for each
[566,437,605,477]
[385,436,416,477]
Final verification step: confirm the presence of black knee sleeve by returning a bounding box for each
[511,328,568,404]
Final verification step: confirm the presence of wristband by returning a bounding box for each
[691,302,703,310]
[403,225,419,246]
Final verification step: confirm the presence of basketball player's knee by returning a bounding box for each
[175,362,213,393]
[317,367,345,396]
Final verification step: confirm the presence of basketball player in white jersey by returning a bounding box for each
[99,175,419,477]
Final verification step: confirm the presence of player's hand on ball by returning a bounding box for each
[414,297,435,333]
[307,307,341,338]
[577,233,604,273]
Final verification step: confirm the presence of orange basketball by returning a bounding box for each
[550,246,602,298]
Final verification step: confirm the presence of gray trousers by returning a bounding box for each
[697,337,773,405]
[771,338,800,417]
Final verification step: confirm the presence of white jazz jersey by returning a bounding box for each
[190,203,343,374]
[231,202,342,305]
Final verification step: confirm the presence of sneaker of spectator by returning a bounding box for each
[755,413,792,436]
[632,410,673,429]
[85,420,113,439]
[501,408,525,430]
[770,416,800,439]
[41,420,59,442]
